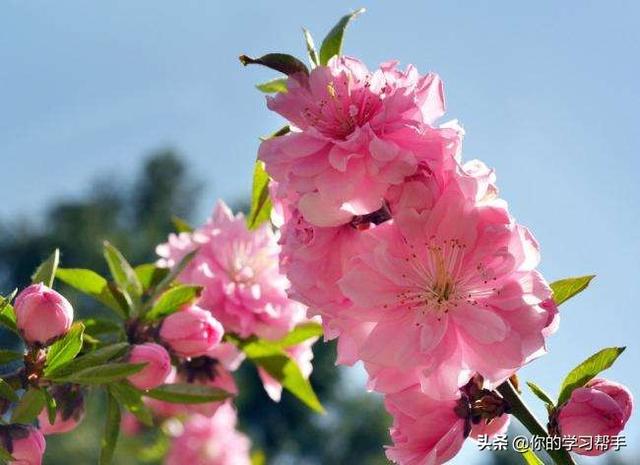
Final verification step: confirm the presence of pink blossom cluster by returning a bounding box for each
[258,57,564,464]
[140,200,320,464]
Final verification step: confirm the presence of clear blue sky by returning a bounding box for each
[1,1,639,463]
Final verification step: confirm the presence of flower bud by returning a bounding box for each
[14,284,73,345]
[557,379,633,456]
[127,343,172,390]
[2,426,46,465]
[586,378,634,422]
[160,306,223,358]
[37,384,85,435]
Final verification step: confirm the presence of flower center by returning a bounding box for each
[302,76,384,139]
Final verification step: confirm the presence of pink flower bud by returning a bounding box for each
[557,379,633,456]
[14,284,73,345]
[586,378,634,422]
[127,343,172,390]
[37,410,81,436]
[36,384,85,435]
[8,426,46,465]
[160,306,223,358]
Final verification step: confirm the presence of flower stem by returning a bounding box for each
[497,380,577,465]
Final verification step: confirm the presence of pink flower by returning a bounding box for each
[337,180,554,397]
[6,426,46,465]
[258,338,317,402]
[385,381,509,465]
[259,57,461,227]
[121,413,142,436]
[127,343,173,390]
[14,284,73,345]
[157,201,306,340]
[165,405,251,465]
[36,411,81,436]
[160,306,224,358]
[557,379,633,456]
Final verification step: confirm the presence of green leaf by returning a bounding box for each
[558,347,625,405]
[303,28,319,66]
[144,285,202,321]
[56,268,127,318]
[228,335,324,413]
[255,77,288,94]
[150,250,198,301]
[51,362,145,385]
[108,382,153,426]
[0,350,23,365]
[526,381,555,407]
[0,291,18,334]
[239,53,309,76]
[550,275,595,306]
[103,241,142,307]
[0,444,13,463]
[319,8,365,65]
[521,449,545,465]
[134,264,170,292]
[45,322,85,375]
[83,319,123,338]
[100,392,121,465]
[247,160,272,230]
[31,249,60,287]
[0,378,18,402]
[12,388,45,424]
[145,383,232,404]
[42,388,57,425]
[46,342,130,379]
[273,322,323,348]
[261,125,291,141]
[171,216,194,233]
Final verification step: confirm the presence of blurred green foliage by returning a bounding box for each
[0,150,390,465]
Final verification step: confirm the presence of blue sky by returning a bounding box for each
[1,1,639,463]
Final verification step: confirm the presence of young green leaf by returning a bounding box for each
[0,350,23,365]
[150,250,198,300]
[521,449,545,465]
[251,451,266,465]
[319,8,365,65]
[273,322,323,348]
[557,347,625,405]
[108,382,153,426]
[46,342,130,379]
[56,268,127,318]
[247,160,272,230]
[255,78,288,94]
[171,216,194,234]
[50,362,145,385]
[103,241,143,305]
[550,275,596,306]
[0,291,18,334]
[45,322,85,375]
[134,264,170,292]
[239,53,309,76]
[11,388,46,424]
[100,392,121,465]
[0,378,18,402]
[144,285,202,321]
[42,388,57,425]
[31,249,60,287]
[145,384,232,404]
[526,381,555,407]
[228,335,324,413]
[303,28,319,67]
[82,319,123,338]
